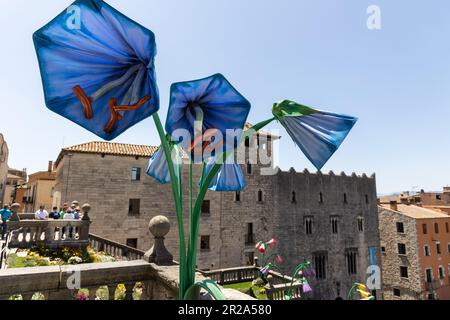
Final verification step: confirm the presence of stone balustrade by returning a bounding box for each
[202,266,260,285]
[0,260,254,300]
[89,233,145,261]
[0,214,254,300]
[265,282,304,300]
[7,219,90,250]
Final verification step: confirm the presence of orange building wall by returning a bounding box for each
[416,217,450,300]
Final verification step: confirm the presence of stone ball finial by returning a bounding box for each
[10,203,20,211]
[81,203,91,214]
[81,203,91,221]
[149,215,171,238]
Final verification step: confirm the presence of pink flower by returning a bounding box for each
[255,241,263,250]
[76,293,88,301]
[275,255,283,264]
[257,243,266,253]
[267,238,277,246]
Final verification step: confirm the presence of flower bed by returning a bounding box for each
[6,245,116,268]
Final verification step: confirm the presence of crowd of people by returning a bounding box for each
[0,201,84,240]
[34,201,84,221]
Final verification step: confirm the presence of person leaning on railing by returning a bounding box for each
[34,205,49,220]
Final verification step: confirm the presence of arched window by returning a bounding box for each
[258,190,263,202]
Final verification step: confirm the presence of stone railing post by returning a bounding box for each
[144,216,173,265]
[79,204,92,241]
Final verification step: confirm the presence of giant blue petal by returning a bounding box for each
[33,0,159,140]
[166,74,251,151]
[147,146,181,184]
[281,111,357,170]
[203,157,246,192]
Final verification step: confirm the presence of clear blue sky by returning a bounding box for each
[1,0,450,195]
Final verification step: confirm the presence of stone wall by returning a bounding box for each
[378,207,422,300]
[273,170,381,300]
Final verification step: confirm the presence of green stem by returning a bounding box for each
[186,117,276,292]
[152,113,186,300]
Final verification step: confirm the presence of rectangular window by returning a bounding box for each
[346,249,358,275]
[126,238,138,248]
[400,266,408,279]
[393,288,401,297]
[446,222,449,233]
[131,167,141,181]
[257,190,263,202]
[331,216,339,234]
[422,223,427,234]
[448,243,450,254]
[436,242,441,255]
[200,235,210,250]
[365,194,369,204]
[435,223,439,234]
[128,199,140,215]
[305,216,313,235]
[438,266,445,279]
[245,223,254,245]
[245,137,250,148]
[426,268,433,283]
[424,245,430,257]
[396,222,404,233]
[398,243,406,255]
[313,252,327,280]
[201,200,210,215]
[235,191,241,202]
[357,216,364,232]
[436,194,442,200]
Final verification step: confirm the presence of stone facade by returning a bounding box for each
[379,203,450,300]
[24,164,56,213]
[0,134,9,207]
[2,168,27,206]
[53,136,381,300]
[378,206,422,300]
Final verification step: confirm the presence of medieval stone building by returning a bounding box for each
[53,129,381,300]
